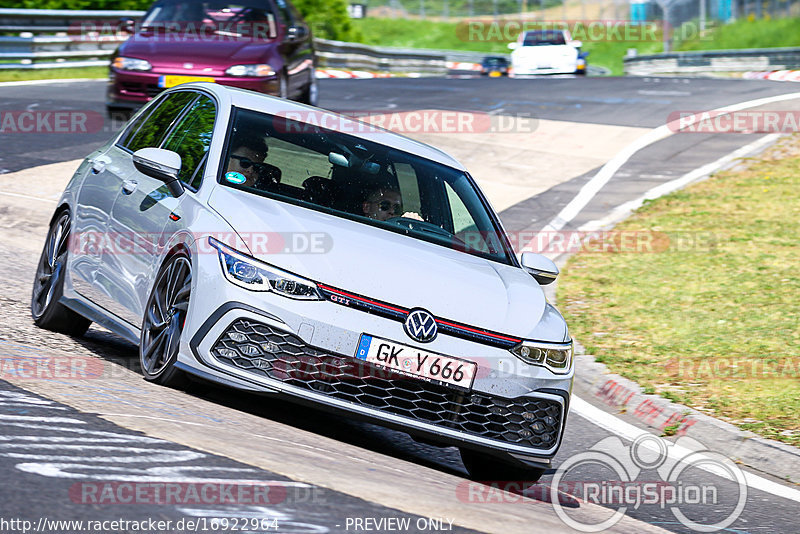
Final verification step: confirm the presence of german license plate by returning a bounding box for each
[355,334,477,390]
[158,75,215,88]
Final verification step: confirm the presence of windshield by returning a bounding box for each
[219,108,515,265]
[141,0,277,33]
[522,31,567,46]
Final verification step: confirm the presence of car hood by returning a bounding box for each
[208,186,555,339]
[120,34,273,70]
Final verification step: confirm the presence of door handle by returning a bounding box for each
[121,179,138,195]
[91,161,106,174]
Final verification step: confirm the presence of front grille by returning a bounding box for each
[210,319,563,450]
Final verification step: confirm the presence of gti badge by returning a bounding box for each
[404,309,437,343]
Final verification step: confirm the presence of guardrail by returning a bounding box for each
[0,8,473,74]
[624,47,800,76]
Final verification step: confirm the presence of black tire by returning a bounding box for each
[31,210,91,336]
[139,251,192,388]
[460,448,547,488]
[298,67,318,106]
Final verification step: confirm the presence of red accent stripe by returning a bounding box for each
[318,283,521,344]
[437,319,521,343]
[317,284,408,314]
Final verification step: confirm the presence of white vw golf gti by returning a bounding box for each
[32,83,573,482]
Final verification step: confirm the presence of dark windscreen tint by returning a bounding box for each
[482,57,508,66]
[219,108,515,265]
[522,31,567,46]
[123,91,197,153]
[141,0,277,36]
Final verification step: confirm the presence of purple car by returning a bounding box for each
[107,0,317,114]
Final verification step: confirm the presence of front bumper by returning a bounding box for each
[107,68,280,107]
[511,61,579,76]
[179,248,573,463]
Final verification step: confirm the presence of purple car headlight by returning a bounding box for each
[112,57,152,71]
[225,64,275,77]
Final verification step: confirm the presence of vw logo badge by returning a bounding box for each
[404,309,438,343]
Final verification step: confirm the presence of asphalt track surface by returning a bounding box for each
[1,76,799,533]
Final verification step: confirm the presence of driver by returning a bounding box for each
[226,136,269,188]
[361,187,403,222]
[361,186,423,222]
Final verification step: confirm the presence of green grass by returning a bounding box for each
[677,16,800,51]
[0,66,107,83]
[353,18,509,53]
[558,134,800,446]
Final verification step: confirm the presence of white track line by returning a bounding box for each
[571,396,800,503]
[579,133,781,232]
[0,78,106,87]
[528,91,800,248]
[0,191,57,203]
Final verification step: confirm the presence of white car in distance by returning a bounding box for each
[509,30,584,76]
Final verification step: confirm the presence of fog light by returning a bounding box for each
[217,348,238,359]
[519,429,533,438]
[260,341,280,353]
[239,344,261,356]
[522,411,535,421]
[531,421,545,433]
[229,332,248,342]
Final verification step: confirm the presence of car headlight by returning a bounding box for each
[510,340,573,374]
[209,237,321,300]
[225,64,275,77]
[112,57,152,71]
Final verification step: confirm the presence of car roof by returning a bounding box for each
[184,82,467,171]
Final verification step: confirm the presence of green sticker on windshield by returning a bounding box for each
[225,171,246,184]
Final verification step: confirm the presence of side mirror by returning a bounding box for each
[570,40,583,48]
[520,252,559,285]
[118,17,136,34]
[287,24,308,41]
[132,148,184,197]
[507,42,519,50]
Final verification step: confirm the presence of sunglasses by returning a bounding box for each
[231,154,266,170]
[377,200,402,214]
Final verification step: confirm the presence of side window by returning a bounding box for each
[445,182,477,234]
[124,92,197,153]
[274,0,294,24]
[161,95,216,190]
